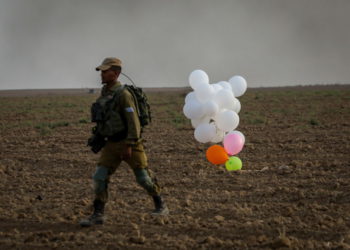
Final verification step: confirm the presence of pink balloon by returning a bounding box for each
[223,133,244,155]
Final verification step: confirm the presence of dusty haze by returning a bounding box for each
[0,0,349,90]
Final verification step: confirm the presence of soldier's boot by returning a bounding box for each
[79,200,105,227]
[151,195,169,216]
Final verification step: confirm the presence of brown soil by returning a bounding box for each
[0,85,349,249]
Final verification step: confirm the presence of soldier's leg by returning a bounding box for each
[124,142,160,194]
[126,142,168,215]
[94,141,123,203]
[92,166,111,204]
[133,168,161,196]
[80,142,122,227]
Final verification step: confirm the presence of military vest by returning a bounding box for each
[91,86,126,137]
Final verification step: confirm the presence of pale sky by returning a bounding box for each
[0,0,350,90]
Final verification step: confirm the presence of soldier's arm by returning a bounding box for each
[119,89,141,145]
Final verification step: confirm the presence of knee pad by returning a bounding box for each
[134,169,154,193]
[92,166,109,194]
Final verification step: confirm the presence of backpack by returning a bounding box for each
[122,85,152,127]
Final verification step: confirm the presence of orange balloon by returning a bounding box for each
[206,145,229,165]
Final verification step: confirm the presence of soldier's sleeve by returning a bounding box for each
[119,89,141,145]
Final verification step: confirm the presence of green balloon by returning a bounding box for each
[225,156,242,171]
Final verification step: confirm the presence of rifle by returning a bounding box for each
[87,127,106,154]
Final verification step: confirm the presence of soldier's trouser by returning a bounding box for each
[92,141,161,203]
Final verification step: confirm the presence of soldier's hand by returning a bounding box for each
[121,145,132,160]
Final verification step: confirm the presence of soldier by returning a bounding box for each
[80,57,169,227]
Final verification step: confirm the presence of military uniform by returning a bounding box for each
[80,58,168,227]
[93,82,161,204]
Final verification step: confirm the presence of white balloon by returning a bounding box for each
[191,116,211,128]
[189,70,209,90]
[217,81,232,91]
[203,100,219,117]
[211,83,223,93]
[195,84,215,103]
[228,75,247,97]
[215,110,240,132]
[185,91,197,104]
[194,123,216,143]
[211,125,225,143]
[233,98,241,113]
[227,130,245,144]
[183,100,204,120]
[213,89,235,109]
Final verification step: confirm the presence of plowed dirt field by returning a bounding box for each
[0,85,349,249]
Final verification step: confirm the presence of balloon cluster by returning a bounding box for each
[183,70,247,171]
